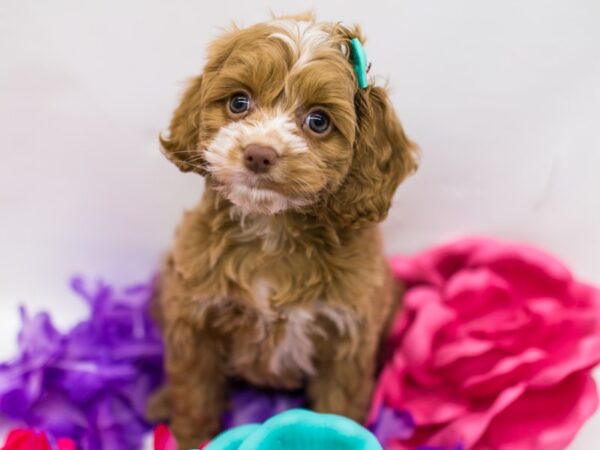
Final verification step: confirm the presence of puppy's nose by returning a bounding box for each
[243,144,278,174]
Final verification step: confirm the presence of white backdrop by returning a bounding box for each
[1,0,599,447]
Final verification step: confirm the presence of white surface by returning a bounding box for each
[1,0,599,448]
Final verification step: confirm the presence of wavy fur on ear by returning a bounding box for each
[159,24,273,175]
[326,85,419,228]
[159,75,205,174]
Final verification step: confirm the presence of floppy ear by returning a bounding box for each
[159,74,205,174]
[326,86,418,228]
[159,26,245,174]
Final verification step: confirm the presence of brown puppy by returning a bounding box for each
[149,13,418,449]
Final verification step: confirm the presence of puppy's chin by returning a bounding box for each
[215,183,308,216]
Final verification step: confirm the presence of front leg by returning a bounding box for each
[307,333,378,423]
[165,320,227,450]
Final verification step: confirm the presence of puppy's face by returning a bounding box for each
[162,16,417,225]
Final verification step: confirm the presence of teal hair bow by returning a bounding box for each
[350,38,369,89]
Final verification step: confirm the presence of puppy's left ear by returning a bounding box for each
[159,75,206,174]
[327,86,419,228]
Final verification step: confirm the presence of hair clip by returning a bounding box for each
[350,38,369,89]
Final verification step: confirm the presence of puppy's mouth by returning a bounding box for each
[211,176,310,216]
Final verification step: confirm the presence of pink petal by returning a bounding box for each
[391,239,484,287]
[401,294,456,386]
[404,286,444,310]
[444,268,513,318]
[461,348,547,397]
[401,381,470,425]
[2,429,53,450]
[530,333,600,388]
[368,363,406,422]
[390,256,446,288]
[153,424,177,450]
[485,372,598,450]
[56,438,77,450]
[469,243,573,301]
[432,338,495,369]
[442,350,505,388]
[457,307,534,339]
[570,281,600,312]
[427,383,526,449]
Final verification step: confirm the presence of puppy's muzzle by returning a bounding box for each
[243,144,278,174]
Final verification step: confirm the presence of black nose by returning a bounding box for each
[243,144,279,174]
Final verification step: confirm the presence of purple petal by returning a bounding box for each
[29,393,89,439]
[369,406,415,445]
[18,307,63,367]
[222,387,306,429]
[417,445,464,450]
[0,377,29,420]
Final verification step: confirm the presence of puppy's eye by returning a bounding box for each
[304,111,331,135]
[229,92,251,115]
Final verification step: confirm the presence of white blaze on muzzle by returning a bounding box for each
[203,112,310,215]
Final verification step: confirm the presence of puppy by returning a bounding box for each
[149,13,418,449]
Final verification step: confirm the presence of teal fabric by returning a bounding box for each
[205,409,383,450]
[350,38,369,89]
[207,424,262,450]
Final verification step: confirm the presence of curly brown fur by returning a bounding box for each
[150,14,418,449]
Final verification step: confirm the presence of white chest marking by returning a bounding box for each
[251,280,360,377]
[269,309,316,376]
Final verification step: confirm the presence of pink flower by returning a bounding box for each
[371,238,600,450]
[1,429,77,450]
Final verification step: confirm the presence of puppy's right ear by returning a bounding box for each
[159,74,205,174]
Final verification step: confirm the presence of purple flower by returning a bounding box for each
[0,278,164,450]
